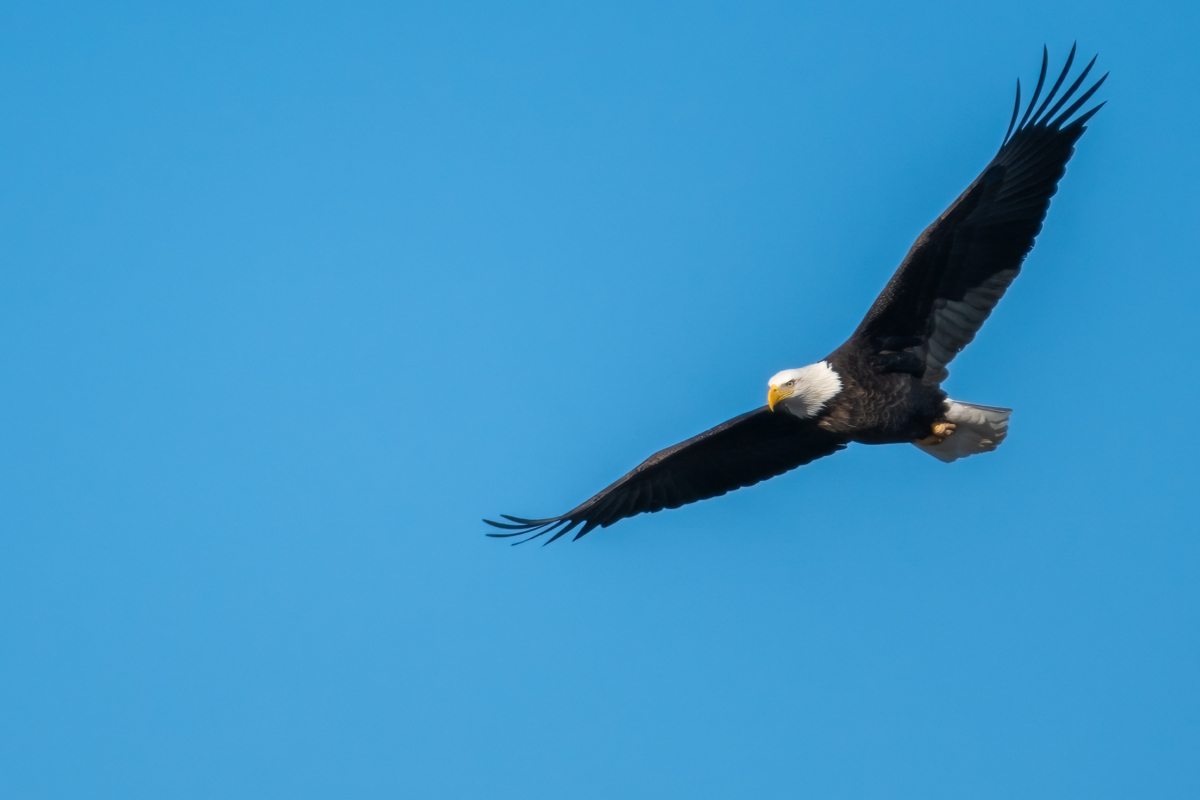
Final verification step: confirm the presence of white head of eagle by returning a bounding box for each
[767,362,843,419]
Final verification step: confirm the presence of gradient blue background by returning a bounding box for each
[2,1,1198,797]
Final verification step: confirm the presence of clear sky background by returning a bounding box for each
[2,1,1198,797]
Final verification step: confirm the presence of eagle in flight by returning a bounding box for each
[487,46,1107,544]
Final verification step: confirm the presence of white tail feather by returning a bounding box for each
[913,400,1011,463]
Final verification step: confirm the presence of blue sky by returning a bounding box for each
[2,1,1198,797]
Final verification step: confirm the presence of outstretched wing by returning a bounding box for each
[485,408,848,544]
[848,45,1107,384]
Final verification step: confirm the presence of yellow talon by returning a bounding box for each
[915,421,956,446]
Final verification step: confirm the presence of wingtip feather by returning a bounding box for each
[1071,101,1106,128]
[1052,71,1108,128]
[1016,46,1050,132]
[1003,78,1021,145]
[483,518,532,530]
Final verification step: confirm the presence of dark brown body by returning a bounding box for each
[821,346,947,445]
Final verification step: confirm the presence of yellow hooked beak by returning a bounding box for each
[767,384,790,412]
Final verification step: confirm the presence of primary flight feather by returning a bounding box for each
[486,46,1107,544]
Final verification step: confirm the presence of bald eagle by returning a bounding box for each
[487,46,1106,544]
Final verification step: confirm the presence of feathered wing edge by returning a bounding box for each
[482,458,756,547]
[484,455,679,546]
[483,454,680,546]
[1003,43,1107,149]
[867,43,1108,386]
[915,44,1107,384]
[483,513,589,546]
[484,409,849,545]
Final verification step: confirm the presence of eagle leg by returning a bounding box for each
[914,421,956,446]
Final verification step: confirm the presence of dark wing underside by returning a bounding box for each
[485,408,847,544]
[846,45,1106,384]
